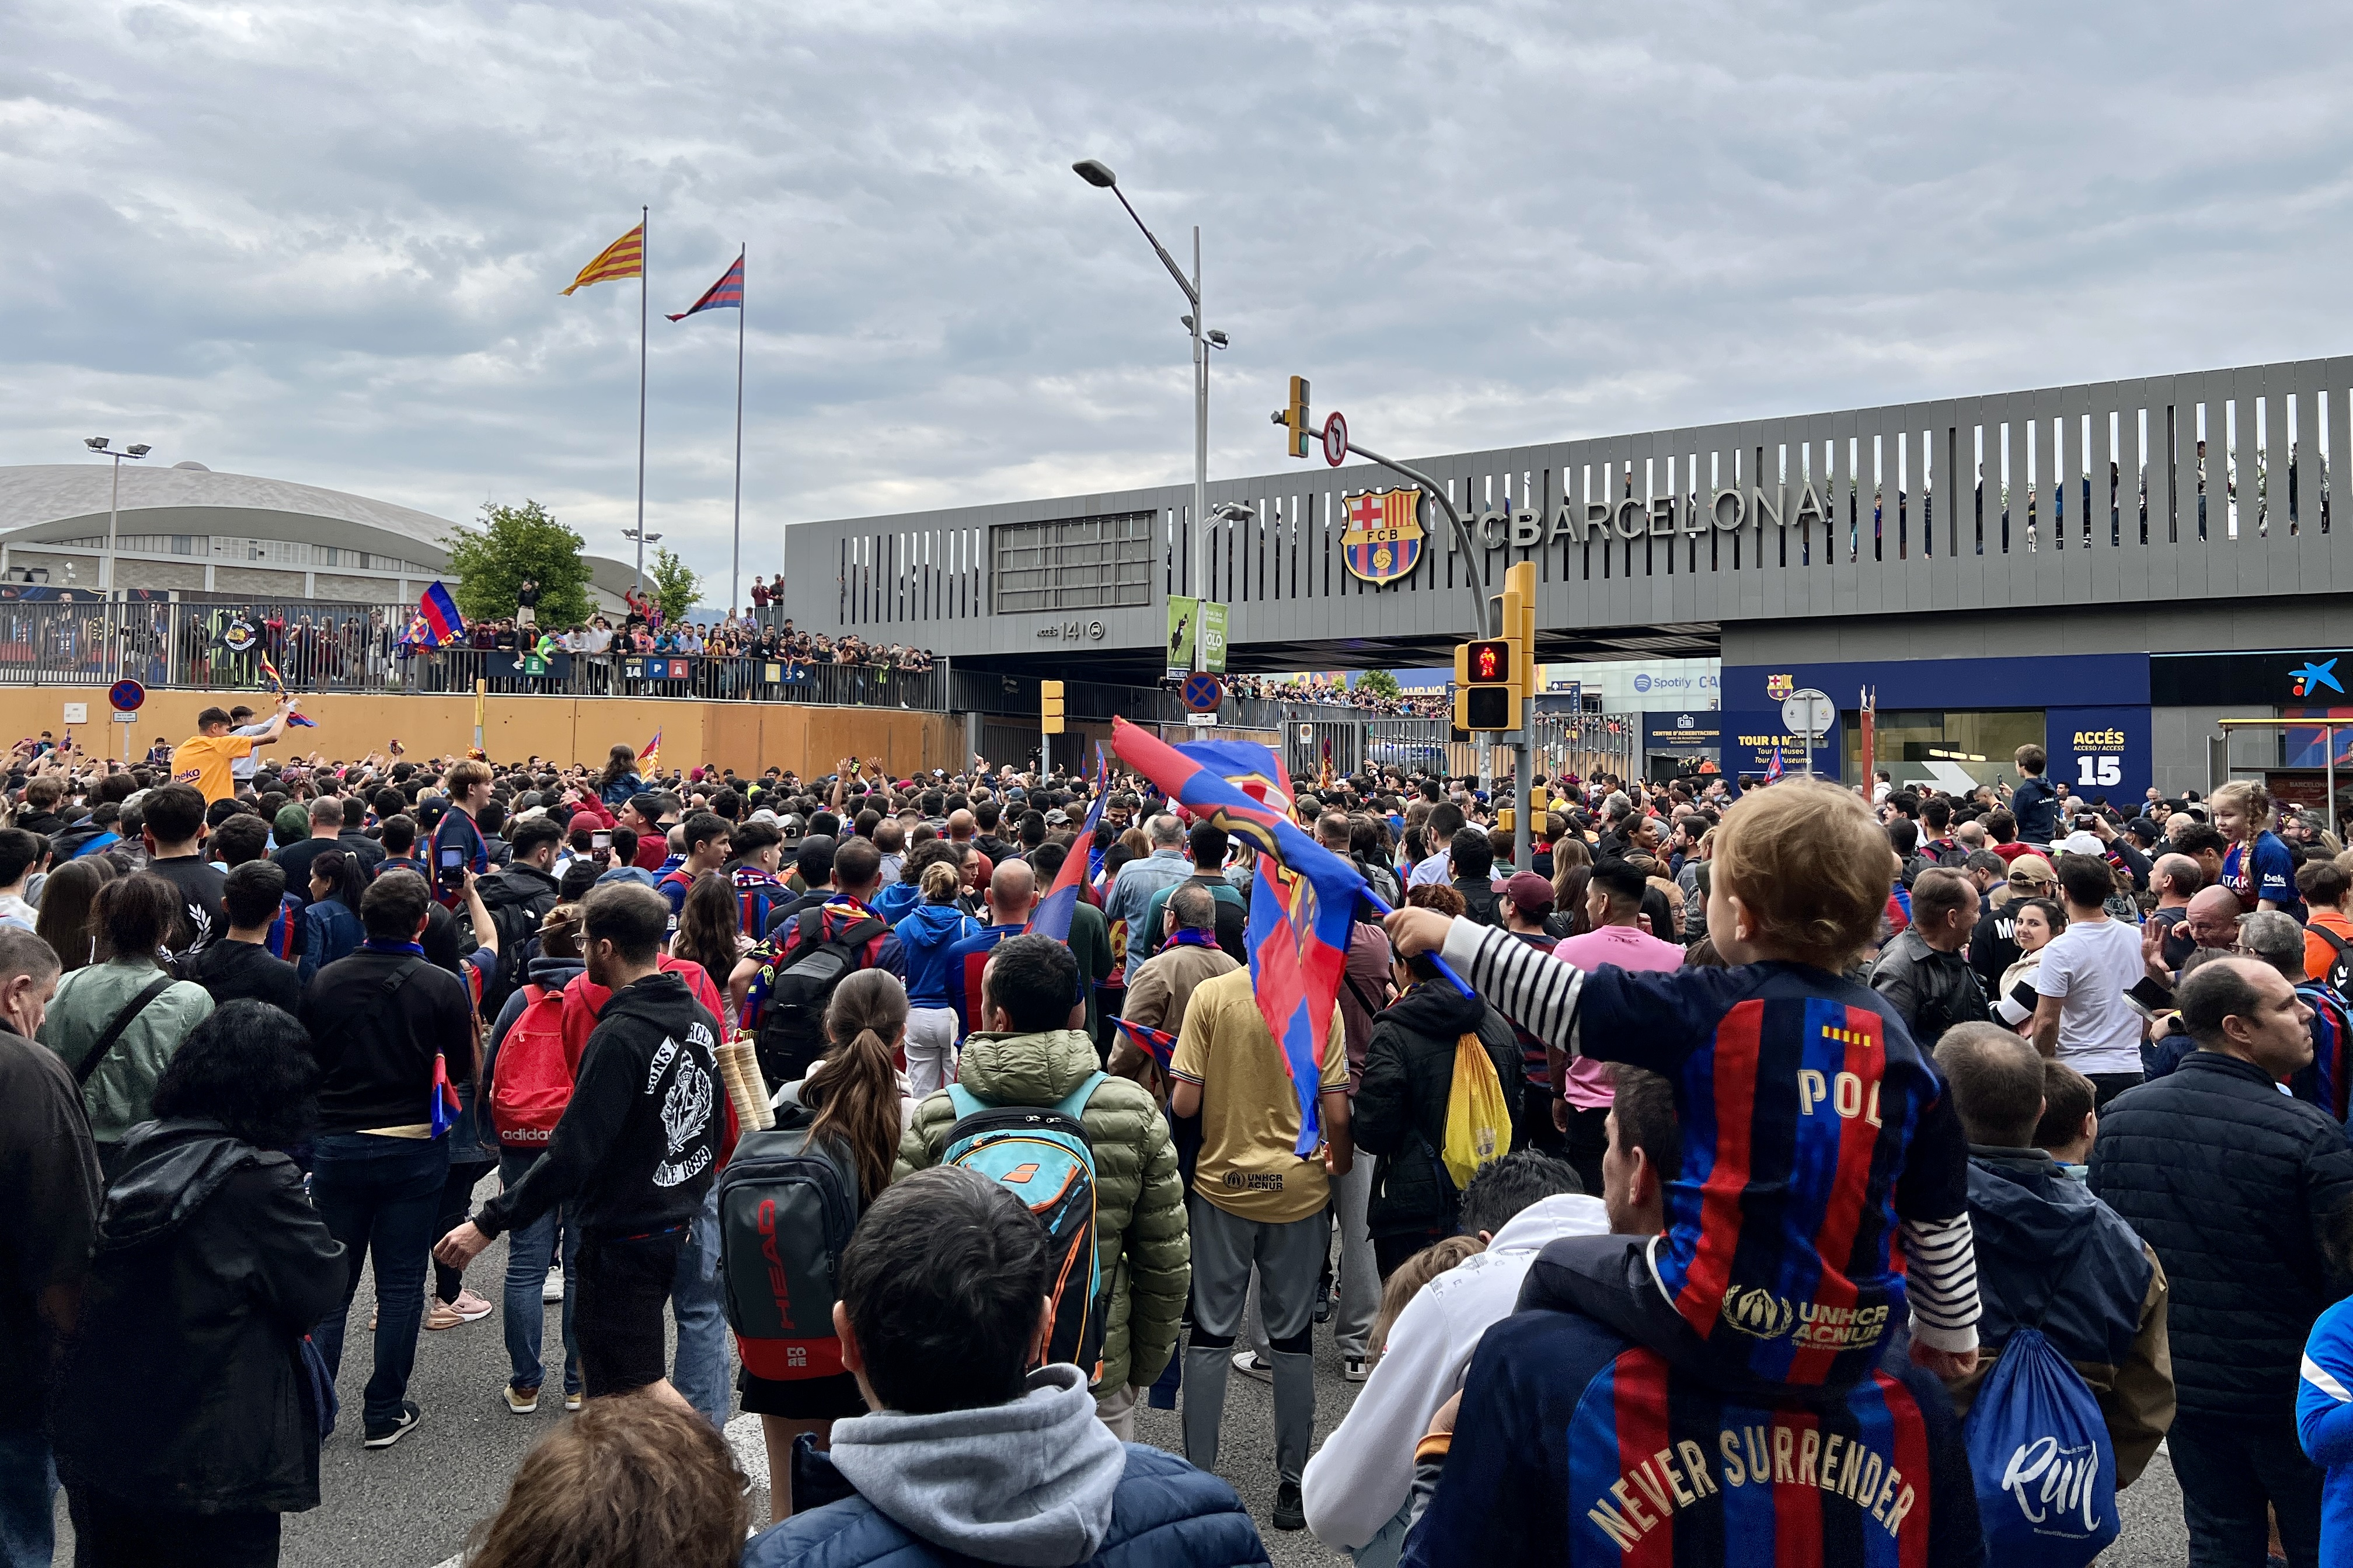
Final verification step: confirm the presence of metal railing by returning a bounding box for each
[0,599,953,709]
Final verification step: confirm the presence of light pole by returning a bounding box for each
[622,528,662,604]
[83,437,152,596]
[1073,158,1227,672]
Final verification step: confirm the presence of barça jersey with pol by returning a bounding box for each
[1441,921,1976,1392]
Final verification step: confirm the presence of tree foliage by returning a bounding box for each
[1359,668,1403,701]
[649,546,703,624]
[442,501,591,628]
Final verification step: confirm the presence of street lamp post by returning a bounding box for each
[1073,159,1226,672]
[83,437,152,596]
[622,528,662,603]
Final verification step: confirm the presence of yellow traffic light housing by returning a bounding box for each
[1041,679,1065,735]
[1453,638,1518,731]
[1277,375,1311,459]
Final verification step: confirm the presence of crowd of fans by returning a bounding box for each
[1221,673,1449,717]
[5,719,2353,1567]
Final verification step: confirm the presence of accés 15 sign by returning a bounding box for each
[2072,728,2128,787]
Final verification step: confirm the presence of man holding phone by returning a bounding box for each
[429,759,494,910]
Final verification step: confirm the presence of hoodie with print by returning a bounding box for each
[473,969,721,1242]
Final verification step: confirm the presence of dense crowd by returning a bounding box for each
[1222,672,1449,717]
[5,717,2353,1567]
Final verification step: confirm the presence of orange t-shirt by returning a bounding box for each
[169,732,256,804]
[2305,909,2353,984]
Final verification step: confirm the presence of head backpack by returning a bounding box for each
[754,909,886,1089]
[1962,1321,2120,1567]
[942,1073,1109,1382]
[2311,923,2353,1000]
[488,984,573,1148]
[716,1108,862,1382]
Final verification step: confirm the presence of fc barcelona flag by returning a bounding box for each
[1029,751,1110,942]
[1113,1017,1179,1074]
[1111,717,1363,1154]
[416,582,465,649]
[667,254,744,320]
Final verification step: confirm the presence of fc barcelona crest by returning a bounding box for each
[1765,673,1795,701]
[1340,486,1425,586]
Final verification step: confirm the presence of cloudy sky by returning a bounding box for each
[5,1,2350,602]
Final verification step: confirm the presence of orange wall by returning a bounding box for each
[19,689,964,777]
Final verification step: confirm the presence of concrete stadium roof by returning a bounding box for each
[0,464,643,598]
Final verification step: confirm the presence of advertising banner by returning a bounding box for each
[1166,596,1197,679]
[1200,600,1228,675]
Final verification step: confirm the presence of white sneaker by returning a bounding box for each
[543,1267,564,1304]
[1230,1351,1273,1384]
[1344,1355,1372,1382]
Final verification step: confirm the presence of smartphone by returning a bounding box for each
[592,830,611,850]
[435,844,466,892]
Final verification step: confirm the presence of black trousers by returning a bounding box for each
[68,1490,280,1568]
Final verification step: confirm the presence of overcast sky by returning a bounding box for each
[5,1,2351,603]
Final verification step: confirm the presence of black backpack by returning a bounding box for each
[717,1109,862,1384]
[754,909,886,1089]
[475,868,560,1019]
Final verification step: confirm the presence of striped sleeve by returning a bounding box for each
[1438,920,1586,1056]
[1902,1212,1982,1352]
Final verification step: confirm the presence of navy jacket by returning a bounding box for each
[744,1441,1269,1568]
[2091,1049,2353,1420]
[1401,1289,1983,1567]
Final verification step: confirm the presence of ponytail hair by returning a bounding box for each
[813,969,912,1202]
[919,859,961,904]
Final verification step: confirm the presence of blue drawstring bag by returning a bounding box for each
[1962,1325,2119,1566]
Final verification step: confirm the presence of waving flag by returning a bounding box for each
[1029,753,1110,942]
[667,254,744,320]
[1111,717,1364,1154]
[1765,743,1785,785]
[416,582,465,648]
[562,222,646,295]
[640,729,662,770]
[258,653,284,694]
[1114,1017,1179,1074]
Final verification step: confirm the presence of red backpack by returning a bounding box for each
[489,984,574,1149]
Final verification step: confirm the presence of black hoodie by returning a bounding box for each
[472,969,721,1242]
[1353,979,1522,1237]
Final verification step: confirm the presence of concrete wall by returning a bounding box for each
[1721,593,2353,666]
[20,689,963,777]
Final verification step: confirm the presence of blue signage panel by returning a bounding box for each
[1720,710,1839,781]
[1721,653,2149,713]
[2046,706,2152,812]
[1642,711,1723,755]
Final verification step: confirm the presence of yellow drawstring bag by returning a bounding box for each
[1439,1032,1511,1190]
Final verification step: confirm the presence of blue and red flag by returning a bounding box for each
[666,254,744,321]
[1764,743,1785,784]
[1030,752,1111,942]
[1114,1016,1179,1074]
[1110,717,1363,1154]
[417,581,465,648]
[428,1050,462,1137]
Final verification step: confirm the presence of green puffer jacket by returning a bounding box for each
[895,1026,1188,1394]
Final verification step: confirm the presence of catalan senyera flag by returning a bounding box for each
[562,223,647,296]
[1111,717,1365,1155]
[667,255,743,321]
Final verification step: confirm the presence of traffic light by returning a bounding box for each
[1453,638,1517,731]
[1274,375,1311,459]
[1041,679,1065,735]
[1503,560,1538,694]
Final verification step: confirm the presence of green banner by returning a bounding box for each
[1166,596,1198,677]
[1200,600,1228,675]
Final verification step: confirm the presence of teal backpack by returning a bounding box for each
[942,1073,1110,1382]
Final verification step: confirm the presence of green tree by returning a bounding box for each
[442,500,591,628]
[1359,668,1403,701]
[649,546,703,623]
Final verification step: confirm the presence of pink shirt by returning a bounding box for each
[1550,923,1688,1109]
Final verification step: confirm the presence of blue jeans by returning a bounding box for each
[498,1151,580,1395]
[670,1186,728,1427]
[309,1132,451,1430]
[0,1422,55,1568]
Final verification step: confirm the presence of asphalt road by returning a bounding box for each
[50,1193,2199,1567]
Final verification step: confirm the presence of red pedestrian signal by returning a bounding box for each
[1466,640,1510,683]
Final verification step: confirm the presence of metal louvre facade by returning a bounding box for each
[785,354,2353,658]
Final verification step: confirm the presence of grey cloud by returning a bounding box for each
[3,1,2351,602]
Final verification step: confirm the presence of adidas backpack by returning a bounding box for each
[942,1073,1110,1381]
[487,984,572,1150]
[717,1108,862,1382]
[753,910,886,1089]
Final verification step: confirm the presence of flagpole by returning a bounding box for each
[732,243,745,619]
[635,204,649,603]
